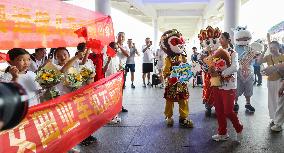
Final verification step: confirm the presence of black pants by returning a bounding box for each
[254,66,262,84]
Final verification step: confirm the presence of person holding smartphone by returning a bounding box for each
[125,39,140,88]
[142,37,154,87]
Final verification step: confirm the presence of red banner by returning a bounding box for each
[0,0,115,49]
[0,72,123,153]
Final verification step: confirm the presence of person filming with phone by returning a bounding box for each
[142,38,154,87]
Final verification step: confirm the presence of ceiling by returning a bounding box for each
[111,0,249,39]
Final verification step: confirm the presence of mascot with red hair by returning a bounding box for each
[161,29,194,128]
[197,26,221,116]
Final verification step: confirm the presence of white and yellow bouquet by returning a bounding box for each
[36,63,63,101]
[80,66,94,82]
[64,67,84,90]
[36,69,63,87]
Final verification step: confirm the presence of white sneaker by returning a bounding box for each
[108,116,121,125]
[212,134,229,141]
[68,146,80,153]
[236,132,243,142]
[165,117,174,126]
[271,124,282,132]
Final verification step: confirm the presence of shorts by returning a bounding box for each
[237,75,254,97]
[142,63,153,73]
[125,64,135,72]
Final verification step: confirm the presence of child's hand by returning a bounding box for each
[76,52,85,59]
[9,66,19,81]
[86,76,94,85]
[86,48,90,54]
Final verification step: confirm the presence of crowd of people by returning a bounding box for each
[0,31,166,152]
[1,26,284,152]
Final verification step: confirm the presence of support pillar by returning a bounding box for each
[224,0,240,42]
[95,0,111,16]
[153,17,159,50]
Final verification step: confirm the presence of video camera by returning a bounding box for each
[0,82,29,131]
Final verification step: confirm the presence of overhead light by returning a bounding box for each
[130,5,134,10]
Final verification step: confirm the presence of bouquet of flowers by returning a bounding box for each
[210,48,232,86]
[212,57,227,71]
[36,69,63,87]
[36,63,63,101]
[64,67,84,90]
[80,66,94,82]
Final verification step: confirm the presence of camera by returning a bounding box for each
[0,82,29,131]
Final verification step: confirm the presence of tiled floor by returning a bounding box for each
[78,77,284,153]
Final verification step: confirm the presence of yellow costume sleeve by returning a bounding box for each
[163,57,172,79]
[182,55,187,63]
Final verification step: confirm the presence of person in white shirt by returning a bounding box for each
[104,42,123,125]
[29,48,47,72]
[74,43,98,147]
[53,47,85,95]
[74,43,95,72]
[211,32,243,142]
[116,32,130,69]
[125,39,140,88]
[142,37,155,87]
[104,44,118,78]
[0,48,41,107]
[116,32,130,112]
[104,42,120,77]
[155,44,165,88]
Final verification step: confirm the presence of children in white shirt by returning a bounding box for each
[0,48,41,107]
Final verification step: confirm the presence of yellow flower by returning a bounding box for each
[41,73,49,81]
[41,73,47,78]
[81,71,88,77]
[75,74,82,82]
[49,74,54,78]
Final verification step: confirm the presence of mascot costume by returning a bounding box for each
[197,26,221,116]
[161,29,194,128]
[232,26,263,113]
